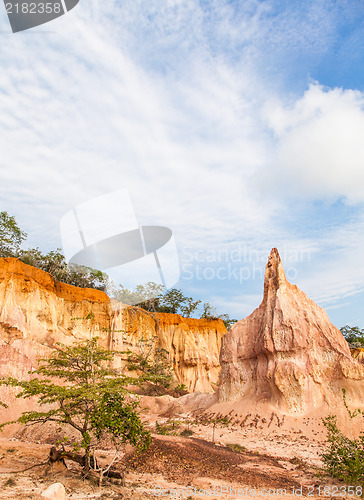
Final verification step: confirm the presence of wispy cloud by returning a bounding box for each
[0,1,364,324]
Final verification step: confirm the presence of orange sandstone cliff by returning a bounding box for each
[0,258,226,402]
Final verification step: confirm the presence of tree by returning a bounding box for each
[19,247,109,291]
[340,325,364,347]
[126,337,174,395]
[180,297,202,318]
[112,284,145,306]
[219,314,237,330]
[0,211,27,258]
[159,288,186,314]
[0,338,150,478]
[135,282,164,312]
[200,302,218,319]
[193,413,230,443]
[111,282,164,310]
[112,284,201,317]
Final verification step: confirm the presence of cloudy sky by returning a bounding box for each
[1,0,364,327]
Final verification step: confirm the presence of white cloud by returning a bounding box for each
[264,84,364,202]
[1,1,364,325]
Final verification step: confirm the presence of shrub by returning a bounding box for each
[180,429,194,437]
[322,414,364,484]
[155,420,181,435]
[3,477,16,487]
[226,443,246,453]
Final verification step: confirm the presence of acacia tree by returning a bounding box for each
[126,337,174,395]
[200,302,218,319]
[341,325,364,347]
[0,211,27,258]
[0,338,150,478]
[180,297,202,318]
[19,247,109,291]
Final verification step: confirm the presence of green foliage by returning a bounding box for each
[135,282,165,312]
[19,247,109,291]
[112,285,143,305]
[226,443,246,453]
[180,428,194,437]
[0,211,27,258]
[112,284,201,318]
[159,288,186,314]
[159,288,201,316]
[200,304,236,329]
[179,296,202,318]
[113,282,164,311]
[341,325,364,347]
[0,338,150,474]
[126,337,173,395]
[101,279,237,327]
[155,421,170,435]
[218,313,237,330]
[114,287,234,327]
[155,420,182,435]
[91,392,150,453]
[194,413,230,443]
[200,302,218,319]
[322,415,364,484]
[173,383,188,397]
[321,389,364,485]
[0,211,108,291]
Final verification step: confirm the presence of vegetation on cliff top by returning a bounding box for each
[340,325,364,347]
[0,210,236,327]
[0,210,108,291]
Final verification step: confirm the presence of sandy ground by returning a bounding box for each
[0,395,361,499]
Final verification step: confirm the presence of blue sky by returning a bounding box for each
[1,0,364,327]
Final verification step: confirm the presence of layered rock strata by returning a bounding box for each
[218,248,364,412]
[0,258,226,399]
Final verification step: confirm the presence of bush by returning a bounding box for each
[155,421,180,436]
[126,337,174,395]
[180,429,194,437]
[341,325,364,347]
[0,211,27,258]
[322,415,364,484]
[19,247,108,291]
[226,443,246,453]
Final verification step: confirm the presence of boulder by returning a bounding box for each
[41,482,66,500]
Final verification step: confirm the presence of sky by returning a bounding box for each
[1,0,364,327]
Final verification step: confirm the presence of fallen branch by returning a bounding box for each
[0,461,48,474]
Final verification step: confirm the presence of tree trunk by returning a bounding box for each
[48,447,124,481]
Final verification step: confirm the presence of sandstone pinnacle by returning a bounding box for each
[218,248,364,412]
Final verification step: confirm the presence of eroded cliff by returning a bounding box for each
[218,248,364,413]
[0,258,226,398]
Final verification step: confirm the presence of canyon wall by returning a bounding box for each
[0,258,226,398]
